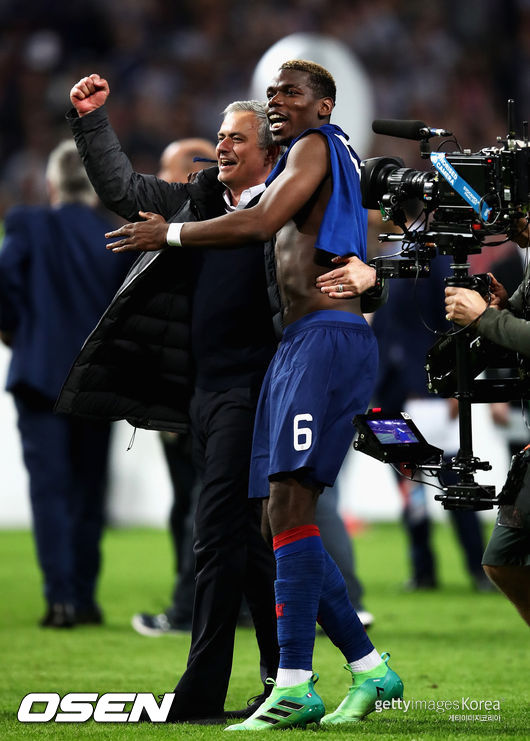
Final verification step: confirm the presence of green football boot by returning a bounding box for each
[320,652,403,727]
[224,674,325,731]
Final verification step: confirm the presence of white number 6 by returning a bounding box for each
[293,413,313,451]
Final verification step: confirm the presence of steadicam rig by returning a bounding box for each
[351,101,530,511]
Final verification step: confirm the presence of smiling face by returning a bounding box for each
[266,68,334,145]
[216,110,273,200]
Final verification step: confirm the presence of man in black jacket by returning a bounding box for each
[63,81,281,722]
[132,137,216,638]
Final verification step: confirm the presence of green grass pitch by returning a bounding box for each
[0,521,527,739]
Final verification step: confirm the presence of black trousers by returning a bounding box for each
[172,386,279,715]
[160,432,198,626]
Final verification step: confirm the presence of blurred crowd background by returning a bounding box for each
[0,0,528,219]
[0,0,520,539]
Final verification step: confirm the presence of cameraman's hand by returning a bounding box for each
[316,256,376,298]
[70,74,109,117]
[487,273,508,309]
[106,212,169,253]
[445,286,487,326]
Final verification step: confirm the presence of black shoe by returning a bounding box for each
[136,698,227,724]
[166,712,228,725]
[136,707,227,724]
[75,604,104,625]
[40,603,75,628]
[224,688,272,720]
[137,688,269,724]
[131,612,191,637]
[136,707,228,724]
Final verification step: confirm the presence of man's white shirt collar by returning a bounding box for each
[223,182,266,211]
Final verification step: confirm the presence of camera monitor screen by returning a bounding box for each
[366,418,420,445]
[353,410,443,465]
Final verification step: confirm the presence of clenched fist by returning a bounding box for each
[70,74,110,117]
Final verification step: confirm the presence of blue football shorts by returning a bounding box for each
[249,310,378,498]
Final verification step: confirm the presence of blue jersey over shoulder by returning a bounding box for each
[265,123,367,260]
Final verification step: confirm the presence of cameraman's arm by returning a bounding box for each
[477,303,530,358]
[446,279,530,358]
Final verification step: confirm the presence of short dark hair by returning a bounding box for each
[279,59,336,104]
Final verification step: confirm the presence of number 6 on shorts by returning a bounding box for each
[293,413,313,451]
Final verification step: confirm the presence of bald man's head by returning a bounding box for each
[158,138,217,184]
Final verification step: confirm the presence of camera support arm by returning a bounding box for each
[433,238,497,510]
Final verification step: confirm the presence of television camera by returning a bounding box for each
[353,101,530,511]
[362,100,529,265]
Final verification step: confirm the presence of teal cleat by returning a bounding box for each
[320,652,403,727]
[224,674,325,731]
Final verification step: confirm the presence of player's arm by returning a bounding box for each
[107,134,330,252]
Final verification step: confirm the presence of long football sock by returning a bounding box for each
[317,549,374,661]
[273,525,325,682]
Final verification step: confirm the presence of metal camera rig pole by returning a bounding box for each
[445,240,475,460]
[435,236,496,510]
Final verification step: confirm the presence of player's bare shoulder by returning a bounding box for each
[286,131,331,179]
[281,132,332,226]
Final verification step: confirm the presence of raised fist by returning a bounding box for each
[70,74,110,117]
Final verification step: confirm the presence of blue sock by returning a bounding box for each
[273,525,325,671]
[317,550,374,662]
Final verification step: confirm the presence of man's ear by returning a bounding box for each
[318,97,334,120]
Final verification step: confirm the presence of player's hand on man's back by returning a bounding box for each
[106,212,169,253]
[70,74,110,117]
[316,256,377,298]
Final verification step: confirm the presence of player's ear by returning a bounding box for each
[318,97,334,119]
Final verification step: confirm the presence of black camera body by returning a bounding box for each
[362,99,529,246]
[361,142,529,242]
